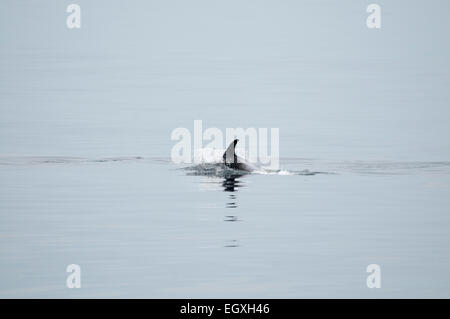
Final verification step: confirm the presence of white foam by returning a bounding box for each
[277,170,295,175]
[253,169,295,176]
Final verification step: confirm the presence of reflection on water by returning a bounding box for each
[184,164,248,246]
[222,175,241,192]
[224,240,239,248]
[184,163,248,210]
[222,175,242,209]
[226,197,237,209]
[222,175,243,247]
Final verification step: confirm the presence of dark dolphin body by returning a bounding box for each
[222,139,258,172]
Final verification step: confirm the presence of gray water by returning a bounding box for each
[1,0,450,298]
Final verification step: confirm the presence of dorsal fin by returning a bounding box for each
[223,139,239,164]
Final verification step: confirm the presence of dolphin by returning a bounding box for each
[222,139,258,172]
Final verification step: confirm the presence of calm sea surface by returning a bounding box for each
[1,1,450,297]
